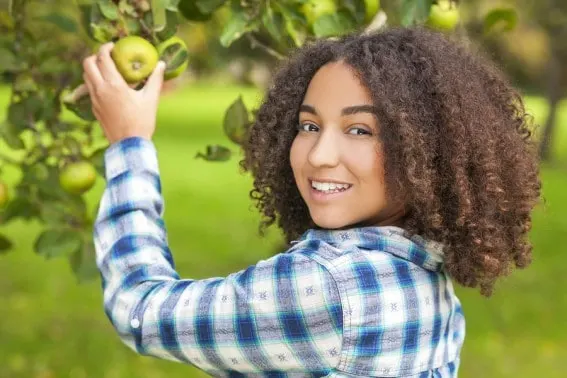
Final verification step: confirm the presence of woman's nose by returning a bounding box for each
[307,130,340,168]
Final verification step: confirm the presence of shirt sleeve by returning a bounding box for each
[93,137,343,374]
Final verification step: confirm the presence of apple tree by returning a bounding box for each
[0,0,516,282]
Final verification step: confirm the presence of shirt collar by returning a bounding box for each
[291,226,445,272]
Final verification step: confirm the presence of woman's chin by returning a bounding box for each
[311,214,353,230]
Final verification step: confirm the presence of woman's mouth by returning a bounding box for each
[309,180,352,201]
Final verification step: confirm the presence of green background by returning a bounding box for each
[0,84,566,377]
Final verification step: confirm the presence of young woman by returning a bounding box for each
[83,27,541,377]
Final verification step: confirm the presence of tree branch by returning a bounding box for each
[246,34,285,60]
[364,10,388,34]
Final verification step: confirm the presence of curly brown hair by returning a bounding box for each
[240,26,542,297]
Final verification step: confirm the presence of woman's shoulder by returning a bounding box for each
[287,225,445,273]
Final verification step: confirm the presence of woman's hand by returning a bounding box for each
[82,42,167,144]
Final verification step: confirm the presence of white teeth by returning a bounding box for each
[311,180,351,192]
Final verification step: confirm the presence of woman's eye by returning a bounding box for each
[298,122,319,132]
[348,127,372,136]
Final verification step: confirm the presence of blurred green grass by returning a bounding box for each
[0,83,566,378]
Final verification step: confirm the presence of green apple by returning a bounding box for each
[156,36,190,81]
[59,161,97,195]
[301,0,337,26]
[426,0,460,31]
[110,36,159,84]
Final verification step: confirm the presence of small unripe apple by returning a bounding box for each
[426,0,460,31]
[59,161,97,195]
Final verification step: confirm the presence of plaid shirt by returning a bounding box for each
[93,137,466,377]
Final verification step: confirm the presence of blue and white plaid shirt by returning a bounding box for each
[93,137,466,377]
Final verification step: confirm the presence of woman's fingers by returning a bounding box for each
[82,74,95,100]
[142,61,166,101]
[82,55,103,88]
[96,42,125,86]
[82,74,102,122]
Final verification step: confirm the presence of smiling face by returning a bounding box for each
[290,61,406,230]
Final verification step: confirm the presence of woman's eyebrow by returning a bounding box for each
[341,105,377,116]
[299,104,378,116]
[299,104,317,115]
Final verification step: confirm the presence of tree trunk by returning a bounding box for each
[538,48,563,162]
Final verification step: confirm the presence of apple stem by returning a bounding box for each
[132,61,142,70]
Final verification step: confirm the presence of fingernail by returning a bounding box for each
[159,61,167,70]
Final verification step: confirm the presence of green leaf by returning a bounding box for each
[8,95,44,129]
[7,101,28,131]
[39,55,67,76]
[401,0,432,26]
[28,163,50,181]
[42,91,63,122]
[51,121,78,132]
[196,0,226,14]
[26,94,44,121]
[220,10,256,47]
[39,202,68,224]
[341,0,366,24]
[89,147,106,176]
[223,96,249,145]
[78,4,103,39]
[0,122,25,150]
[0,233,13,254]
[0,197,38,224]
[483,8,518,34]
[0,46,18,72]
[165,0,180,12]
[313,11,356,38]
[14,74,38,92]
[142,8,155,28]
[97,0,120,21]
[36,12,78,33]
[118,0,138,17]
[62,190,89,221]
[124,16,142,35]
[159,41,189,73]
[177,0,213,22]
[62,136,82,155]
[34,228,83,259]
[280,4,307,47]
[195,145,232,162]
[156,10,180,40]
[69,241,100,283]
[152,0,168,31]
[262,3,284,42]
[64,99,96,121]
[35,166,67,200]
[63,87,97,122]
[90,19,119,42]
[77,4,92,34]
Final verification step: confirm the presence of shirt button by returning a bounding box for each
[131,318,140,328]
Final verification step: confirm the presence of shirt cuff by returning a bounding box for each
[103,137,159,180]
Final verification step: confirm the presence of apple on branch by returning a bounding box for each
[63,35,190,121]
[426,0,460,31]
